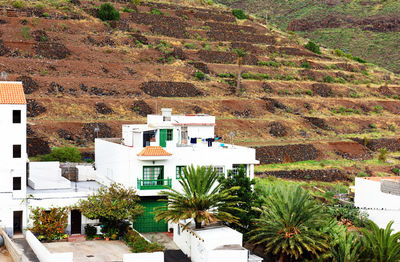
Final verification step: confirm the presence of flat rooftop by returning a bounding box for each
[27,181,101,195]
[362,176,400,182]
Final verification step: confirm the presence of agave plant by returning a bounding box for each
[154,165,242,229]
[248,185,329,261]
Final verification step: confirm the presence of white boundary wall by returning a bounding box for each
[25,231,73,262]
[355,177,400,231]
[123,252,164,262]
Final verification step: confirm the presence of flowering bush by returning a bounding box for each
[29,207,69,241]
[123,228,164,253]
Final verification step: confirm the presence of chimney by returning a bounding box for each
[161,108,172,121]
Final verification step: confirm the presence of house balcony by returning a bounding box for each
[137,178,172,190]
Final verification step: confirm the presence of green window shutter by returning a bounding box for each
[159,129,167,147]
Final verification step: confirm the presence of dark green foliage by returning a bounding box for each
[150,8,163,15]
[232,9,246,19]
[241,72,270,80]
[304,41,321,54]
[323,75,334,83]
[218,166,259,236]
[301,61,311,69]
[325,204,368,227]
[84,224,97,240]
[194,71,206,80]
[352,56,366,63]
[35,147,82,162]
[218,72,236,78]
[98,3,120,21]
[258,60,280,67]
[123,229,164,253]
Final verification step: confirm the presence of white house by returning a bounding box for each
[0,81,28,236]
[173,222,262,262]
[354,176,400,232]
[95,108,259,232]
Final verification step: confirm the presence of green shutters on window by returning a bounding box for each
[160,129,173,147]
[176,166,186,179]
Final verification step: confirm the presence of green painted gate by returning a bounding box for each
[133,200,168,233]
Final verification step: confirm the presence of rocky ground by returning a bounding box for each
[1,0,399,177]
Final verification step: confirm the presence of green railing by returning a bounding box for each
[137,178,172,190]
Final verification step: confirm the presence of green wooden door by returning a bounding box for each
[133,200,168,233]
[159,129,167,147]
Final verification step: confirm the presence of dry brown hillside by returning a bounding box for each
[1,0,400,176]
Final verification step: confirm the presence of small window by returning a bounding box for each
[177,225,181,235]
[232,164,247,175]
[166,129,173,141]
[12,110,21,124]
[13,145,21,158]
[13,177,21,190]
[213,166,224,176]
[176,166,186,179]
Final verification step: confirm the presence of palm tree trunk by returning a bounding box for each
[236,64,241,96]
[195,220,202,229]
[279,254,285,262]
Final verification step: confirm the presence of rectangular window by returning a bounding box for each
[12,110,21,124]
[13,145,21,158]
[232,164,247,175]
[176,166,186,179]
[143,166,164,186]
[13,177,21,190]
[213,166,225,176]
[166,129,173,141]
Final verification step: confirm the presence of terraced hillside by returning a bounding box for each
[1,0,400,177]
[215,0,400,73]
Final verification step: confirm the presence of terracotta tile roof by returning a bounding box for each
[0,82,26,104]
[137,146,172,156]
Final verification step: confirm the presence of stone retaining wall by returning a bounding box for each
[256,169,351,182]
[255,144,319,164]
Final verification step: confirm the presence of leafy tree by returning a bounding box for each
[29,207,69,241]
[304,41,321,54]
[98,3,120,21]
[155,165,242,229]
[249,185,329,261]
[233,48,247,95]
[36,147,82,162]
[79,183,143,235]
[361,220,400,262]
[218,165,259,235]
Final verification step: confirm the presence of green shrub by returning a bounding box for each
[378,148,388,162]
[241,72,270,80]
[122,6,136,13]
[35,147,82,162]
[219,73,236,78]
[352,56,366,63]
[194,71,206,80]
[131,0,141,5]
[357,171,369,177]
[123,229,164,253]
[323,75,334,83]
[349,90,359,98]
[21,26,30,39]
[98,3,120,21]
[304,41,321,54]
[300,61,311,69]
[232,9,246,20]
[258,61,280,67]
[392,168,400,174]
[373,105,383,113]
[335,77,346,84]
[370,123,376,129]
[150,8,163,15]
[305,90,313,96]
[390,124,396,132]
[183,43,196,49]
[203,43,211,50]
[13,1,23,8]
[85,224,97,240]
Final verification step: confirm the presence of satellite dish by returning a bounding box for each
[1,71,7,80]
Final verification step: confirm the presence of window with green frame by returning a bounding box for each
[143,166,164,182]
[176,166,186,179]
[166,129,173,141]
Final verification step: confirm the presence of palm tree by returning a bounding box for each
[361,220,400,262]
[248,185,329,262]
[233,48,247,95]
[330,230,363,262]
[154,165,241,229]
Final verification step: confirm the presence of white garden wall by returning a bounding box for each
[123,252,164,262]
[26,231,73,262]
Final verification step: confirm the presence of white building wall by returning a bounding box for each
[355,177,400,232]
